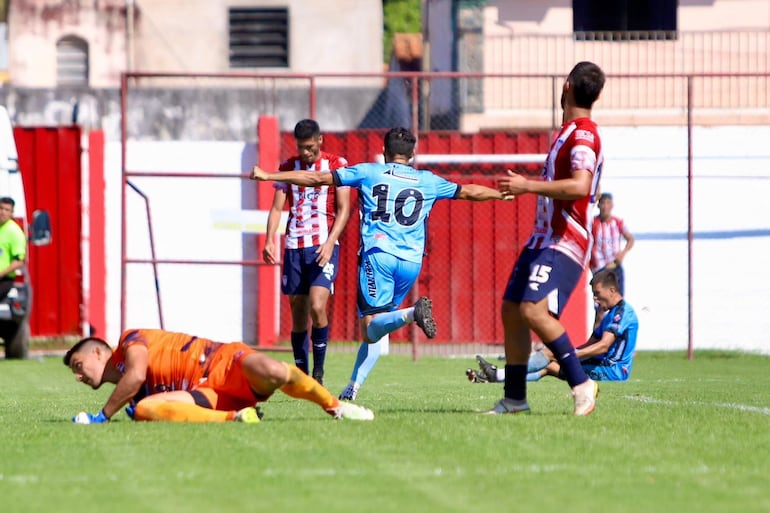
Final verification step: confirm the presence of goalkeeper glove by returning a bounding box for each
[73,410,109,424]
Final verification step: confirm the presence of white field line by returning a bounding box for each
[624,395,770,415]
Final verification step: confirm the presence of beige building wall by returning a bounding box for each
[133,0,382,75]
[485,0,770,36]
[8,0,383,88]
[9,0,128,88]
[464,0,770,130]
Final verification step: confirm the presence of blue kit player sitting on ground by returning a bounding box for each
[468,269,638,384]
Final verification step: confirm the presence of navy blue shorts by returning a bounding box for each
[503,247,583,317]
[281,245,340,295]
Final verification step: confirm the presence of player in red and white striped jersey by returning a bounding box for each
[590,192,634,295]
[492,61,606,417]
[523,117,603,267]
[263,119,351,385]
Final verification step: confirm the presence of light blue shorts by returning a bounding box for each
[357,249,422,317]
[582,363,630,381]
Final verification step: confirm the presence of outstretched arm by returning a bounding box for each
[251,166,335,187]
[498,169,593,200]
[456,183,511,201]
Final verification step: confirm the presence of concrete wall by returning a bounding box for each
[0,86,383,141]
[103,125,770,354]
[8,0,383,88]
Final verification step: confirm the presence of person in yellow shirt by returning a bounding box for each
[0,197,26,300]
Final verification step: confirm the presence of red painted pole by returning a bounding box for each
[88,130,106,336]
[256,117,280,347]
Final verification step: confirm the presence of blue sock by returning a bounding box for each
[503,364,528,401]
[545,332,588,388]
[349,339,384,386]
[366,309,409,342]
[290,331,309,375]
[311,325,329,376]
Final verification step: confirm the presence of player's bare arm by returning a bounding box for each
[0,259,24,278]
[251,166,334,187]
[575,331,616,360]
[315,186,351,266]
[497,169,593,200]
[263,189,287,264]
[456,183,509,201]
[101,344,149,418]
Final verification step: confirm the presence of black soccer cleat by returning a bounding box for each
[413,297,437,339]
[476,355,499,383]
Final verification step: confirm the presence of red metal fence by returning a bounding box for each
[274,128,588,346]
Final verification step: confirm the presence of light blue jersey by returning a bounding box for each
[333,162,460,264]
[583,299,639,381]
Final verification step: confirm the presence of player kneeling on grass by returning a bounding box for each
[64,328,374,424]
[467,269,638,384]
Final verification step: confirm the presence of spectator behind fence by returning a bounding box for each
[590,192,634,295]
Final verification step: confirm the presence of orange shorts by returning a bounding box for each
[190,342,262,411]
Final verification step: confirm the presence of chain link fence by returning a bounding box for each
[119,70,770,359]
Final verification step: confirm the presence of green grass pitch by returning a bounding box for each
[1,350,768,513]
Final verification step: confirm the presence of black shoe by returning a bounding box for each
[476,355,499,382]
[312,370,324,386]
[465,368,488,383]
[413,297,437,338]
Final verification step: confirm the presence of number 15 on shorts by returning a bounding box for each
[528,264,552,291]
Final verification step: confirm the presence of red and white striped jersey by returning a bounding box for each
[276,152,349,249]
[525,117,603,266]
[590,216,627,272]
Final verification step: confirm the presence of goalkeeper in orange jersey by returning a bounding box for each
[64,328,374,424]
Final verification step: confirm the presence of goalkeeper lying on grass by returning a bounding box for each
[467,269,639,384]
[64,328,374,424]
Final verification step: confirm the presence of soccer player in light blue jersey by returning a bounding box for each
[252,127,510,400]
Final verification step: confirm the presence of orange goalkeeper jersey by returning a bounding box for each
[111,329,251,398]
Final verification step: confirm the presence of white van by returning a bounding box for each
[0,106,51,358]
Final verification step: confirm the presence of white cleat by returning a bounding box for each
[573,379,599,416]
[328,400,374,421]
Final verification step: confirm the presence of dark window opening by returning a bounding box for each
[229,7,289,68]
[573,0,677,41]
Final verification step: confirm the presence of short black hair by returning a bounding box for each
[0,196,15,207]
[63,337,110,366]
[384,127,416,159]
[599,192,613,202]
[293,119,321,140]
[591,268,620,291]
[567,61,606,109]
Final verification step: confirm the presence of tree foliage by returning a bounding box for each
[383,0,422,64]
